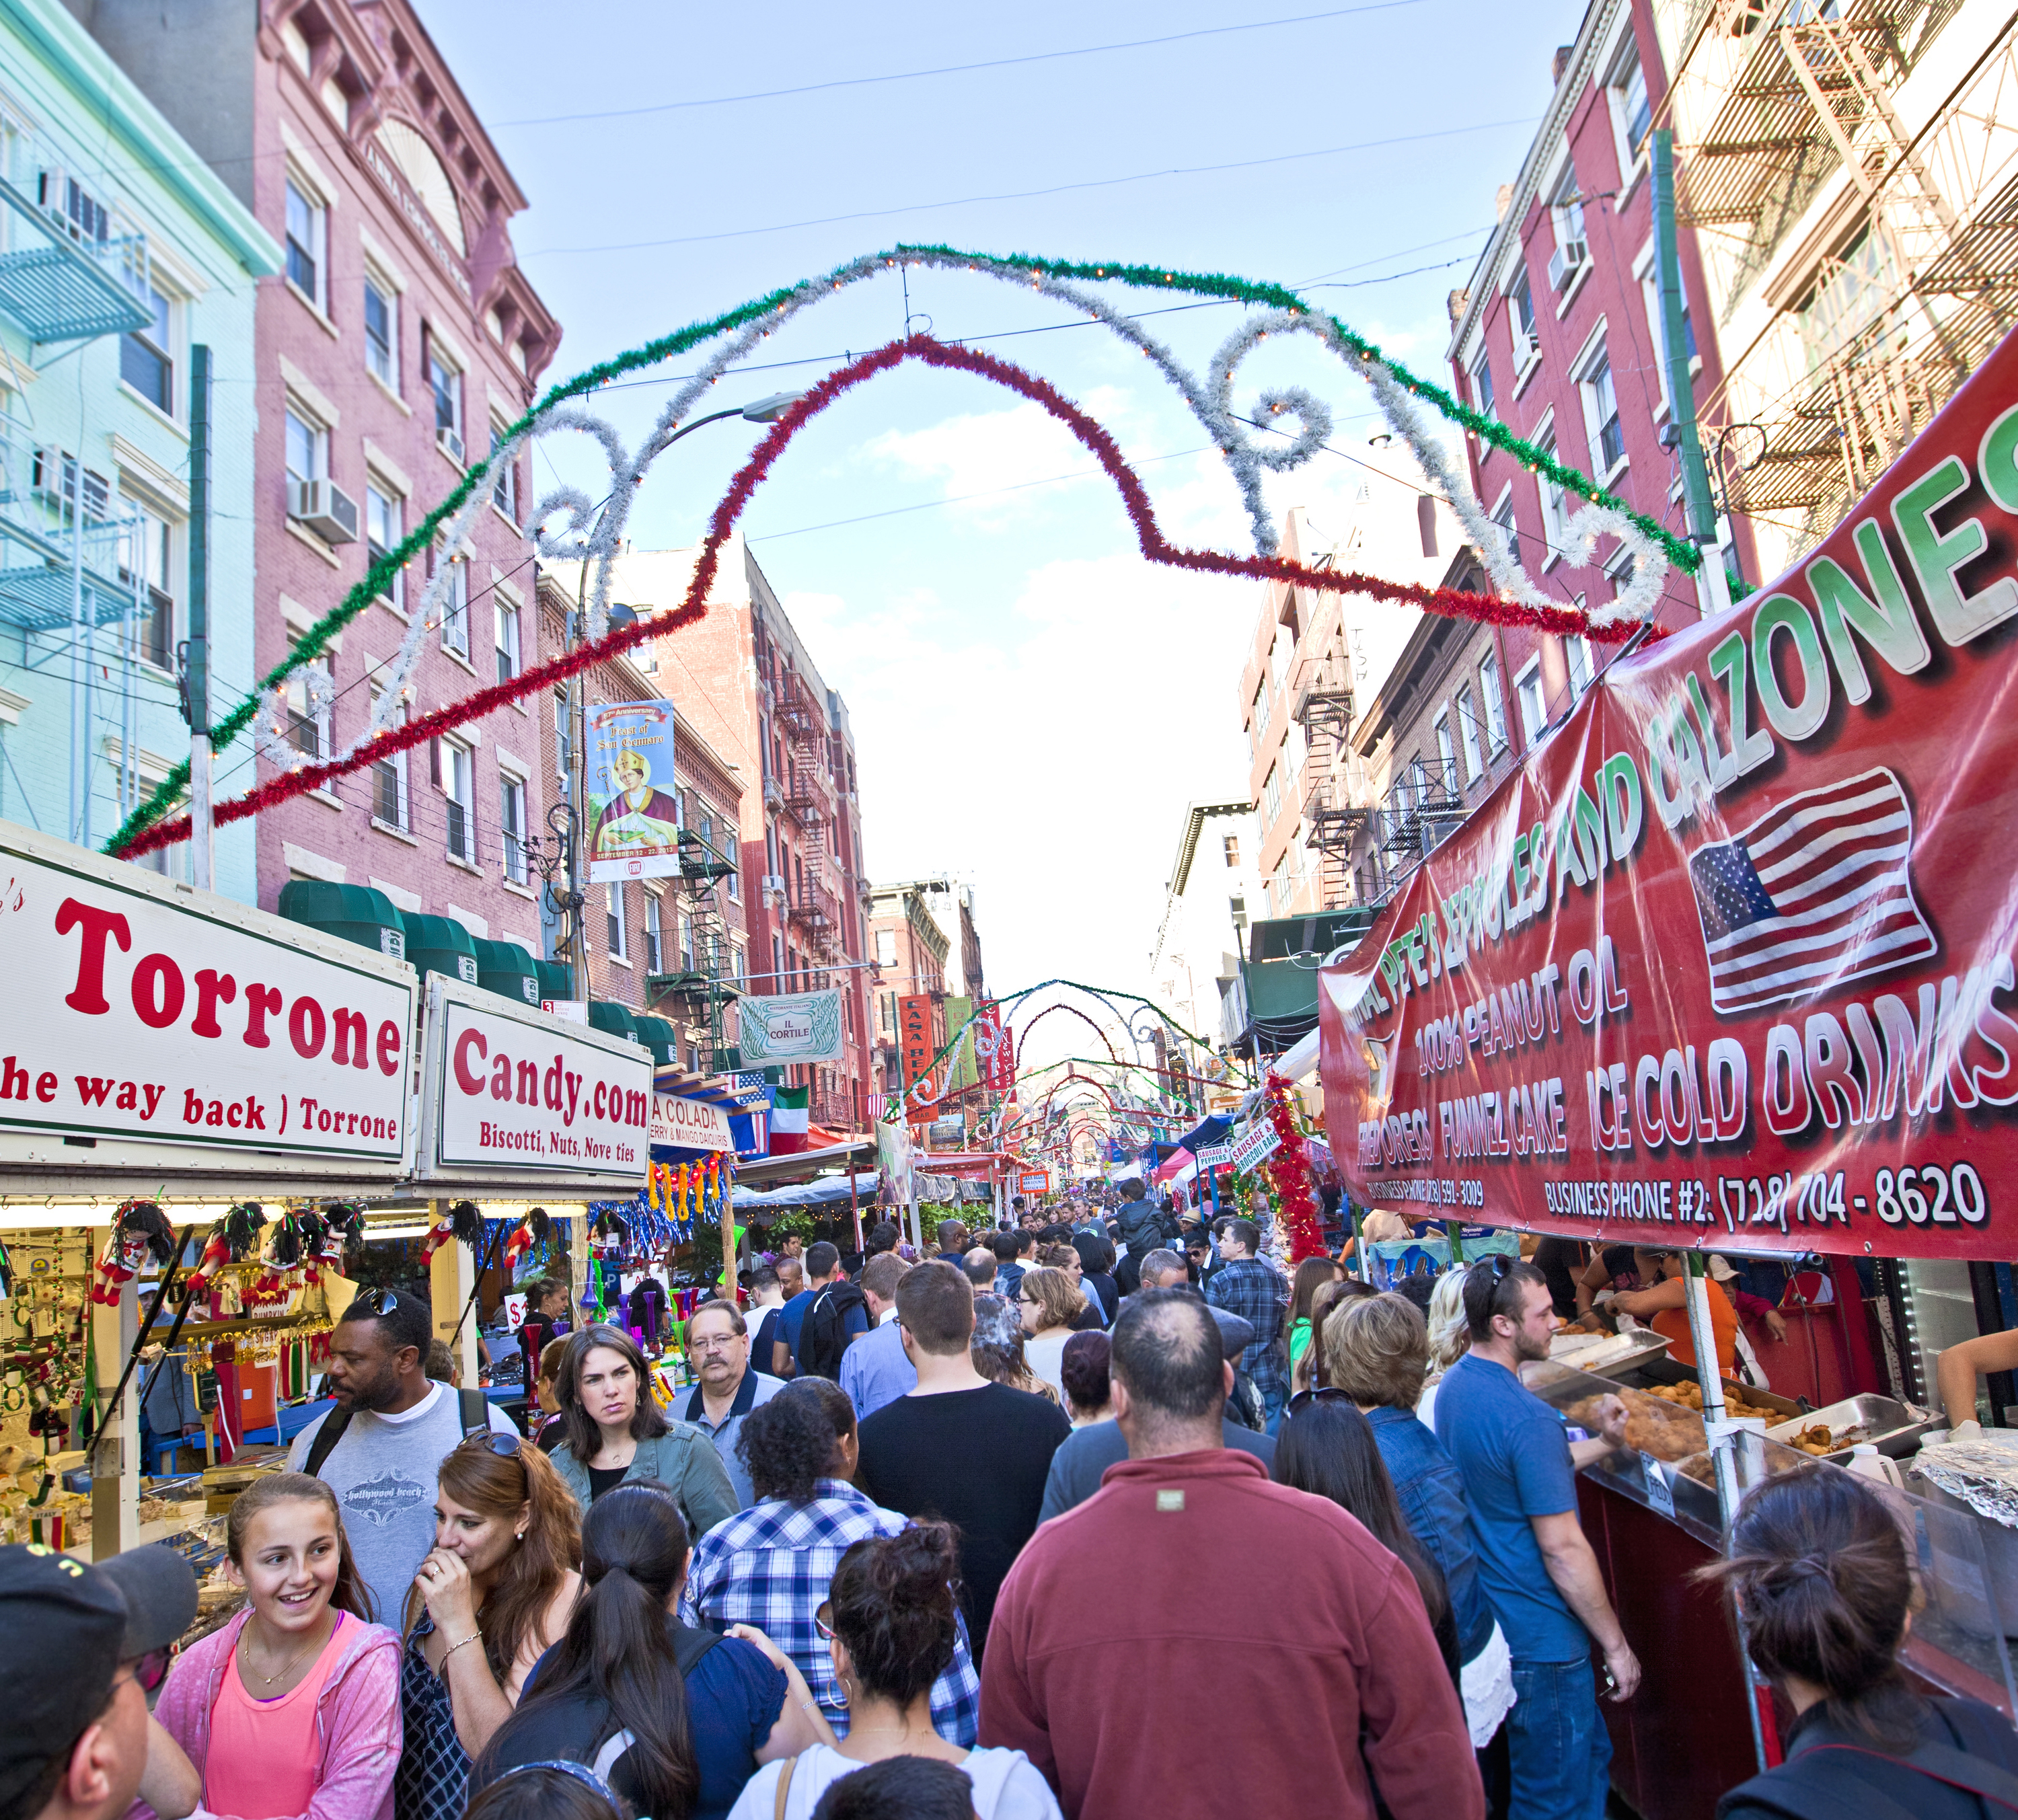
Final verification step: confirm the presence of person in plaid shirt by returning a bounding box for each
[1205,1217,1292,1433]
[684,1386,980,1744]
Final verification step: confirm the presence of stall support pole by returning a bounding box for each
[427,1203,479,1390]
[89,1279,139,1560]
[1349,1205,1371,1283]
[1446,1221,1466,1266]
[848,1169,862,1254]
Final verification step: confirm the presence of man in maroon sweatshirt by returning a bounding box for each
[980,1289,1485,1819]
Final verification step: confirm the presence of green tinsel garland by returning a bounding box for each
[104,245,1694,858]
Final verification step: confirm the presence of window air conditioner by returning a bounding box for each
[437,425,465,465]
[289,477,359,545]
[1547,240,1587,292]
[762,874,786,897]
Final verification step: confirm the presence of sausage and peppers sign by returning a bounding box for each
[418,975,650,1182]
[0,823,412,1162]
[1320,324,2018,1260]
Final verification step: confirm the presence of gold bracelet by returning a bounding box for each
[443,1630,482,1661]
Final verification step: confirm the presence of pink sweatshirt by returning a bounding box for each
[130,1607,402,1820]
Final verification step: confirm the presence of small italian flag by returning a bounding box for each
[770,1084,810,1155]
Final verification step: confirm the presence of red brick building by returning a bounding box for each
[613,534,874,1131]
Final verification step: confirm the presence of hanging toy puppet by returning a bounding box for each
[91,1201,177,1305]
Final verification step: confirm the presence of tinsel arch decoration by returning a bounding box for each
[108,246,1692,862]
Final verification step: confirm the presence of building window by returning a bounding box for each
[733,940,746,986]
[439,554,469,658]
[1479,652,1509,753]
[121,284,172,414]
[1516,658,1548,748]
[1566,634,1594,700]
[1251,679,1269,742]
[366,482,404,611]
[1799,228,1895,373]
[876,927,896,966]
[500,772,527,883]
[1455,684,1485,780]
[607,882,627,960]
[496,597,520,683]
[286,653,332,759]
[1534,428,1567,559]
[644,893,662,972]
[1262,764,1283,825]
[1548,162,1587,287]
[1489,488,1518,563]
[1223,834,1240,867]
[1640,265,1698,413]
[426,337,463,454]
[120,508,173,671]
[284,404,326,494]
[364,274,397,389]
[1434,711,1458,792]
[490,424,517,519]
[1509,268,1538,371]
[679,909,695,973]
[284,177,324,307]
[442,739,474,861]
[1612,39,1652,163]
[1468,345,1495,420]
[1579,342,1625,473]
[371,687,408,828]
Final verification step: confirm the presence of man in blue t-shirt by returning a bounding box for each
[1435,1258,1638,1820]
[769,1259,816,1377]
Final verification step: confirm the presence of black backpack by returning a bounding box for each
[304,1384,492,1478]
[796,1279,868,1381]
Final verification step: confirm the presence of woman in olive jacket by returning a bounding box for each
[548,1322,739,1536]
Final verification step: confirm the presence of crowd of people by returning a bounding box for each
[8,1195,2018,1820]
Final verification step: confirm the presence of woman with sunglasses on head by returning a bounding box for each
[726,1526,1061,1820]
[144,1472,401,1820]
[398,1433,583,1820]
[550,1323,738,1539]
[477,1481,831,1820]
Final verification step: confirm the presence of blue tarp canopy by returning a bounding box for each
[733,1171,879,1211]
[1177,1113,1232,1153]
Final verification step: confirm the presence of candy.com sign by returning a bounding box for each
[420,975,650,1182]
[0,823,414,1160]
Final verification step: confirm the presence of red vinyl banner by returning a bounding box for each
[1319,324,2018,1260]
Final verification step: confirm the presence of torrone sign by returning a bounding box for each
[0,823,414,1163]
[1320,322,2018,1262]
[419,976,650,1182]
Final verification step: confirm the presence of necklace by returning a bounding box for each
[244,1617,327,1686]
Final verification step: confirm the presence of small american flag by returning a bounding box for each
[866,1091,887,1119]
[1686,765,1937,1016]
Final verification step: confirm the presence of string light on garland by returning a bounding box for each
[105,244,1693,861]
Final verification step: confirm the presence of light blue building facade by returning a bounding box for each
[0,0,276,901]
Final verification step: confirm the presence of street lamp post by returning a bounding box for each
[539,392,802,1012]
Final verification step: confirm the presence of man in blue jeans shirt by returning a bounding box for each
[1435,1258,1639,1820]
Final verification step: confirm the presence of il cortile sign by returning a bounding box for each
[648,1092,734,1152]
[0,822,413,1165]
[419,977,650,1182]
[1320,320,2018,1261]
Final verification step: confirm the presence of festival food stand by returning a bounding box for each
[1316,324,2018,1815]
[0,819,650,1576]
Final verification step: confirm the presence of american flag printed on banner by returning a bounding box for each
[1686,765,1938,1016]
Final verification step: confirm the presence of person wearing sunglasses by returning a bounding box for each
[0,1540,202,1820]
[400,1431,583,1820]
[289,1287,520,1624]
[143,1473,401,1820]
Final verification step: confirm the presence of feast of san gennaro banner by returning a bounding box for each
[1319,321,2018,1262]
[586,699,681,882]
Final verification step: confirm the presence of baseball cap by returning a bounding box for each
[1706,1255,1738,1283]
[0,1541,193,1815]
[1206,1305,1255,1363]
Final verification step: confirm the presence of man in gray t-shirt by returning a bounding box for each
[289,1289,516,1625]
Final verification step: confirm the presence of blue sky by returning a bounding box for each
[426,0,1587,1012]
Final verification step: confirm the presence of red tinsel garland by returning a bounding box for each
[114,333,1652,860]
[1263,1070,1326,1264]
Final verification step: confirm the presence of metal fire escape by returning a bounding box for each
[646,823,742,1075]
[775,667,846,972]
[1668,0,2018,548]
[1292,650,1370,912]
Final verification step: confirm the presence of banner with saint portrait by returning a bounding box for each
[586,700,682,882]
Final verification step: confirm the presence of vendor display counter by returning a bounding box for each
[1519,1357,2016,1820]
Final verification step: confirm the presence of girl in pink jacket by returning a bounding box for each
[139,1472,402,1820]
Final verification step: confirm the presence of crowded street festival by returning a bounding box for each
[8,1,2018,1817]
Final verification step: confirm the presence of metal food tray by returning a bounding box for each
[1767,1393,1939,1462]
[1548,1328,1673,1379]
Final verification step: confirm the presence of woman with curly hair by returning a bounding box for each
[970,1295,1060,1408]
[397,1434,583,1820]
[726,1526,1061,1819]
[684,1388,981,1746]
